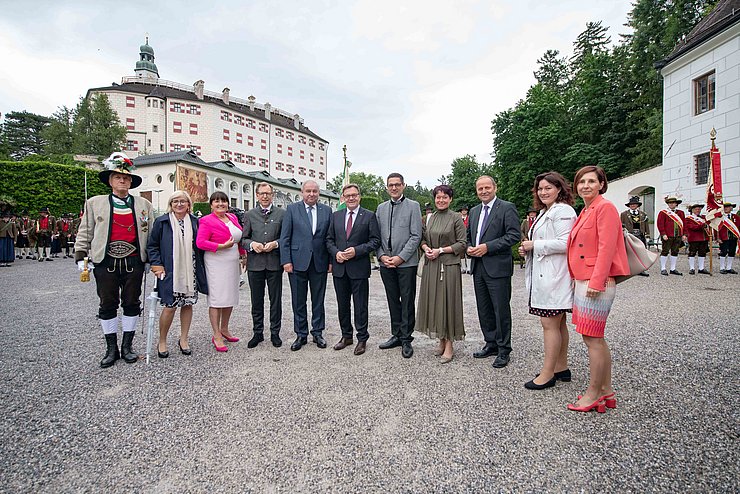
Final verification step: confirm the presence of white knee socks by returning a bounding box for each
[697,257,705,271]
[660,256,667,271]
[670,256,678,271]
[689,257,695,270]
[121,315,139,333]
[100,318,119,335]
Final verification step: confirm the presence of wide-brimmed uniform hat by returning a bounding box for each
[39,207,50,214]
[526,206,539,214]
[99,152,142,189]
[664,195,682,205]
[625,196,642,207]
[723,202,737,208]
[688,203,704,211]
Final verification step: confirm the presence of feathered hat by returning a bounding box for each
[99,152,142,189]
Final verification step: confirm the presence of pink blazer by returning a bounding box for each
[195,213,246,255]
[567,194,629,291]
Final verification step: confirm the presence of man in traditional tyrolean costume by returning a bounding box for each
[56,213,76,258]
[620,196,651,276]
[718,202,740,274]
[36,207,56,262]
[657,195,686,276]
[75,152,154,368]
[685,203,710,275]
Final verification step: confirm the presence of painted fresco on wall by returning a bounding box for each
[177,166,208,203]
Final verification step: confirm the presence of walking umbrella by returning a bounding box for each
[145,277,160,365]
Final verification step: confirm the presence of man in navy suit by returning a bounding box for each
[280,180,332,351]
[326,184,381,356]
[467,175,521,368]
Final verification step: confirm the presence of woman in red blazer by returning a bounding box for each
[196,191,246,352]
[566,166,629,413]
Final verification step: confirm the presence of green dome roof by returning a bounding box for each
[140,43,154,55]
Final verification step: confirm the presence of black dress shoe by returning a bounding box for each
[290,337,307,351]
[379,336,402,350]
[313,334,327,349]
[178,341,192,355]
[158,350,169,359]
[473,343,498,359]
[536,368,571,382]
[670,270,683,276]
[271,334,282,347]
[689,269,695,275]
[333,338,353,350]
[247,334,264,348]
[492,354,510,368]
[661,269,669,276]
[524,377,556,390]
[698,269,711,275]
[638,271,650,277]
[401,342,413,358]
[728,269,738,274]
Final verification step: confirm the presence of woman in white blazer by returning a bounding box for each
[519,171,577,390]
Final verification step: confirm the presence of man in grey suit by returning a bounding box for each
[326,184,381,356]
[467,175,521,368]
[376,173,422,358]
[279,180,332,351]
[241,182,285,349]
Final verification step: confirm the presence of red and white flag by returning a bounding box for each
[705,142,724,230]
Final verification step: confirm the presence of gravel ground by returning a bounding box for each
[0,257,738,493]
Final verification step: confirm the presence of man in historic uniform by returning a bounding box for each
[519,207,538,269]
[14,210,34,259]
[657,196,686,276]
[56,213,76,259]
[717,202,740,274]
[620,196,651,276]
[36,207,56,262]
[685,203,710,275]
[241,182,285,348]
[75,152,154,368]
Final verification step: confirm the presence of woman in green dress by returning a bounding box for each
[417,185,467,363]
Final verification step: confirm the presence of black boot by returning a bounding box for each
[120,331,138,363]
[100,333,120,368]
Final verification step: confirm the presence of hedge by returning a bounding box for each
[0,160,109,216]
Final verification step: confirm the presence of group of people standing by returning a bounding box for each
[657,196,739,276]
[74,151,655,414]
[0,208,80,266]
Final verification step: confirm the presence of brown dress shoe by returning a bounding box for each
[333,338,353,350]
[354,341,366,355]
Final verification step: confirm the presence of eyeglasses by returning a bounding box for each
[387,183,403,188]
[171,200,189,205]
[257,192,273,196]
[343,194,359,199]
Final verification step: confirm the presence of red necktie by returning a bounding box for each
[346,211,354,239]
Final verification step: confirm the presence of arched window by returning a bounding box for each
[155,174,162,184]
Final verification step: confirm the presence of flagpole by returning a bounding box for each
[708,129,717,275]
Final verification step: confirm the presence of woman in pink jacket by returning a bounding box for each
[567,166,629,413]
[196,191,246,352]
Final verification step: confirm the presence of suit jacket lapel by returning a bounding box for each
[470,205,481,242]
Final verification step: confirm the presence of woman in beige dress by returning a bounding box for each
[416,185,467,363]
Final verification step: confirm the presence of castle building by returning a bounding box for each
[87,39,329,188]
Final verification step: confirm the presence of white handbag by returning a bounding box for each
[615,228,658,284]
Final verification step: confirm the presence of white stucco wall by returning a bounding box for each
[603,165,663,238]
[660,22,740,208]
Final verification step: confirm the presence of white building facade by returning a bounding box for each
[88,41,329,189]
[657,2,739,207]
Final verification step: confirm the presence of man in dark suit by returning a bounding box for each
[326,184,381,356]
[467,175,521,368]
[376,173,423,358]
[279,180,332,351]
[242,182,285,349]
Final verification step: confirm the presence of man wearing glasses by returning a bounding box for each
[241,182,286,348]
[375,173,422,358]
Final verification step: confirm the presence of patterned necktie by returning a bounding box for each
[262,208,269,216]
[307,206,315,234]
[346,210,354,239]
[477,205,490,246]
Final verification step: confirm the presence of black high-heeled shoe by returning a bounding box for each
[535,368,571,382]
[158,349,169,358]
[179,341,192,356]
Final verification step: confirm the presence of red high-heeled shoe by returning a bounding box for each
[567,397,606,413]
[221,333,240,343]
[578,393,617,409]
[212,337,228,352]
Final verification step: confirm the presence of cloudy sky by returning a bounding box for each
[0,0,632,186]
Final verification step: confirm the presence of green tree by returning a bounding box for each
[440,155,495,211]
[1,111,51,159]
[71,93,126,156]
[42,106,75,156]
[327,171,388,200]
